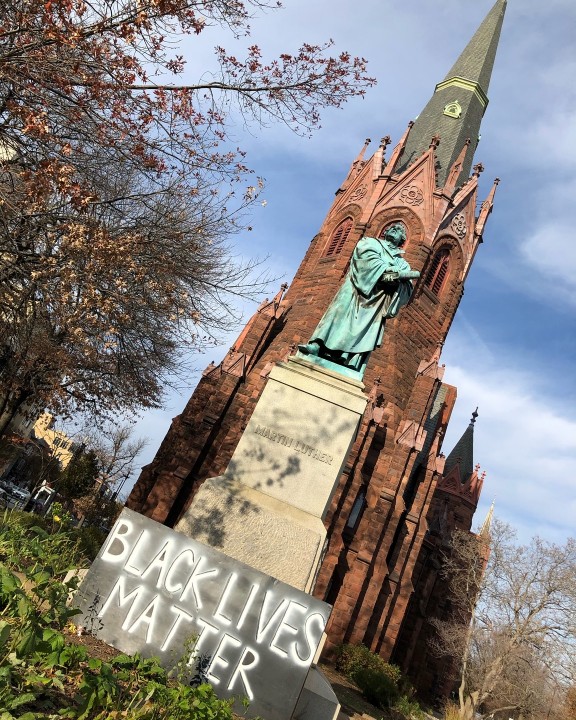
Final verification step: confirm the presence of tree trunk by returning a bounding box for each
[0,387,33,438]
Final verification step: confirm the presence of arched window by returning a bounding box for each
[424,248,450,296]
[325,217,353,256]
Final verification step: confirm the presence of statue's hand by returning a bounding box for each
[380,271,399,283]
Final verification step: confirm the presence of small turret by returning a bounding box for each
[443,407,478,481]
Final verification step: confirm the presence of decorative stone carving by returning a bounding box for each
[416,357,445,381]
[400,185,424,206]
[396,420,427,451]
[443,100,462,118]
[222,350,247,378]
[451,212,467,238]
[349,183,368,201]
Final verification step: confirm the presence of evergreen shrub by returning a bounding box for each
[335,643,422,716]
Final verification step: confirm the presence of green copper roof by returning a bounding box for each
[396,0,507,187]
[444,409,478,481]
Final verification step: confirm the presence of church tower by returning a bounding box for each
[127,0,506,693]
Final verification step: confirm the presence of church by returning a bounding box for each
[127,0,506,701]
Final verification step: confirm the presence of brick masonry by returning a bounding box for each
[126,130,496,700]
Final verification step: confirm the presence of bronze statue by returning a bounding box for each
[298,224,419,378]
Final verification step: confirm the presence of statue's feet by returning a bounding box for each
[297,342,320,357]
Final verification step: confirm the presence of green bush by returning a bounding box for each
[354,665,400,708]
[393,692,424,719]
[2,507,52,532]
[336,643,402,685]
[75,524,107,561]
[0,508,106,566]
[0,512,236,719]
[335,644,422,715]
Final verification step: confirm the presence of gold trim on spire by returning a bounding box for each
[435,77,489,109]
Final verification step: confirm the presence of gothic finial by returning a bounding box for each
[444,138,472,194]
[340,138,372,191]
[472,162,485,178]
[353,138,371,164]
[271,282,289,311]
[380,136,391,149]
[369,376,386,424]
[202,360,217,376]
[429,134,441,150]
[471,407,479,425]
[284,342,297,360]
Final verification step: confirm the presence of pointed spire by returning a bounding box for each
[444,138,471,197]
[443,408,478,480]
[372,136,391,179]
[339,138,371,191]
[475,176,500,239]
[383,121,414,178]
[395,0,507,187]
[479,500,495,537]
[442,0,507,95]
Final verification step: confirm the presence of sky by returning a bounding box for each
[126,0,576,545]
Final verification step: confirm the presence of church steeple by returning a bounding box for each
[396,0,507,187]
[444,408,478,480]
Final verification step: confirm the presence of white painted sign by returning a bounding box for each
[74,509,331,720]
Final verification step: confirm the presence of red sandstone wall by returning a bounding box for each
[126,139,487,685]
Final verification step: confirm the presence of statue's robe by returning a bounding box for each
[310,236,414,371]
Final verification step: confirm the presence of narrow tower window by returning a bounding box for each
[424,249,450,295]
[325,217,353,256]
[346,488,366,530]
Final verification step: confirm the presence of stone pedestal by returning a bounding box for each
[174,357,367,720]
[176,356,367,591]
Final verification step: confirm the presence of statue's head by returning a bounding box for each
[384,223,407,247]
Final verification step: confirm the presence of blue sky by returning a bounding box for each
[127,0,576,544]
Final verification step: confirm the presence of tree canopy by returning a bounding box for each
[0,0,375,432]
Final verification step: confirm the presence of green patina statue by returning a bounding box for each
[297,224,419,379]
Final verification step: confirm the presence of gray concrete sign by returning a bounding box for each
[74,508,332,720]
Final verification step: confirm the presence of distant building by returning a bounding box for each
[127,0,507,702]
[0,412,81,493]
[32,413,82,470]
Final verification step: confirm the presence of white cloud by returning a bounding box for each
[521,221,576,298]
[442,361,576,545]
[516,109,576,171]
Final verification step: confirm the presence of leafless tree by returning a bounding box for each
[431,521,576,720]
[86,423,148,499]
[0,0,376,434]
